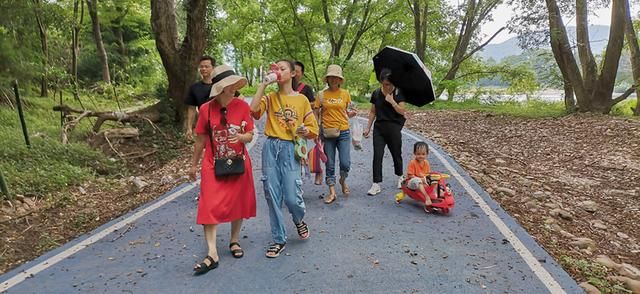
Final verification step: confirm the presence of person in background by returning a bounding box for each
[250,59,319,258]
[293,61,315,103]
[189,65,256,275]
[363,68,407,196]
[185,56,216,140]
[314,64,356,204]
[292,61,322,184]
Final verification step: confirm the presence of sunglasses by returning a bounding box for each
[220,107,228,126]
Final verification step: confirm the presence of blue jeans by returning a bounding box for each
[323,130,351,186]
[261,138,306,244]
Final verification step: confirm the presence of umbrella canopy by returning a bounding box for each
[373,46,436,106]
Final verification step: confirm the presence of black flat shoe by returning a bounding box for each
[265,243,286,258]
[229,242,244,258]
[193,255,218,275]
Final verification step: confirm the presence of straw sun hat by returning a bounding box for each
[209,64,247,97]
[323,64,344,82]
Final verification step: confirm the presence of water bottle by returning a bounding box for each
[264,72,278,83]
[263,64,281,83]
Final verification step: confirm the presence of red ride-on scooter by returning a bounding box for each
[395,172,455,214]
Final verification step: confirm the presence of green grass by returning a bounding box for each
[611,98,638,116]
[0,89,146,199]
[352,95,566,118]
[560,256,632,293]
[421,98,567,118]
[353,94,638,119]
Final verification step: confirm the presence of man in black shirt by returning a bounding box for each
[293,61,315,103]
[185,56,216,140]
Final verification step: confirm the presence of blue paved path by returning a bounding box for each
[1,117,581,293]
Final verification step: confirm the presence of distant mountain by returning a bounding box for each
[479,25,611,61]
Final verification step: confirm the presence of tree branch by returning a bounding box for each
[460,26,506,64]
[53,104,160,133]
[611,85,637,106]
[269,19,296,58]
[335,0,359,58]
[321,0,336,50]
[456,70,509,80]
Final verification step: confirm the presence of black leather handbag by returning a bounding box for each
[207,104,245,177]
[213,156,245,177]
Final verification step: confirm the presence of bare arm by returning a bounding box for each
[392,101,406,116]
[384,93,406,116]
[185,106,197,139]
[250,83,267,114]
[188,134,206,181]
[228,131,254,145]
[364,104,376,138]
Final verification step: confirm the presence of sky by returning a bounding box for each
[444,1,636,44]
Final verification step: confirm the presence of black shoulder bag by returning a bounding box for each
[207,104,245,177]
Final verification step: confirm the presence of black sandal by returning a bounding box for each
[295,221,310,240]
[193,255,218,275]
[265,243,286,258]
[229,242,244,258]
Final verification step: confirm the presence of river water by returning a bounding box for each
[440,90,638,103]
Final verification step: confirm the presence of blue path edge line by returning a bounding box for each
[0,181,198,285]
[400,127,579,291]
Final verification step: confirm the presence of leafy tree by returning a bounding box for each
[86,0,111,84]
[435,0,505,100]
[31,0,50,96]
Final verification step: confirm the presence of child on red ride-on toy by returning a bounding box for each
[395,142,455,214]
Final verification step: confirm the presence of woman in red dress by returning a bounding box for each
[188,65,256,275]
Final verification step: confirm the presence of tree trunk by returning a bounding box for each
[563,79,576,113]
[287,0,320,86]
[151,0,207,124]
[343,0,383,65]
[545,0,587,109]
[624,0,640,116]
[549,31,577,113]
[111,3,128,71]
[321,0,387,66]
[32,0,49,97]
[447,87,456,102]
[545,0,626,114]
[575,0,597,94]
[409,0,428,62]
[321,0,358,62]
[590,0,626,113]
[86,0,111,84]
[71,0,84,102]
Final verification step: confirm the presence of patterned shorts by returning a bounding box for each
[407,177,425,190]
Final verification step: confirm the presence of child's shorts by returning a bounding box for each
[407,177,424,190]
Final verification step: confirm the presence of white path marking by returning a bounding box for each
[1,138,258,291]
[400,127,566,293]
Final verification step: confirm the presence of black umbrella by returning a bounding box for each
[373,46,435,107]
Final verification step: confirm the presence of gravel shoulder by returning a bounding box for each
[405,110,639,291]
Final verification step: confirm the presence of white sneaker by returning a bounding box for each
[397,176,405,189]
[367,183,381,196]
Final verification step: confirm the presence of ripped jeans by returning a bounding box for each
[261,137,306,244]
